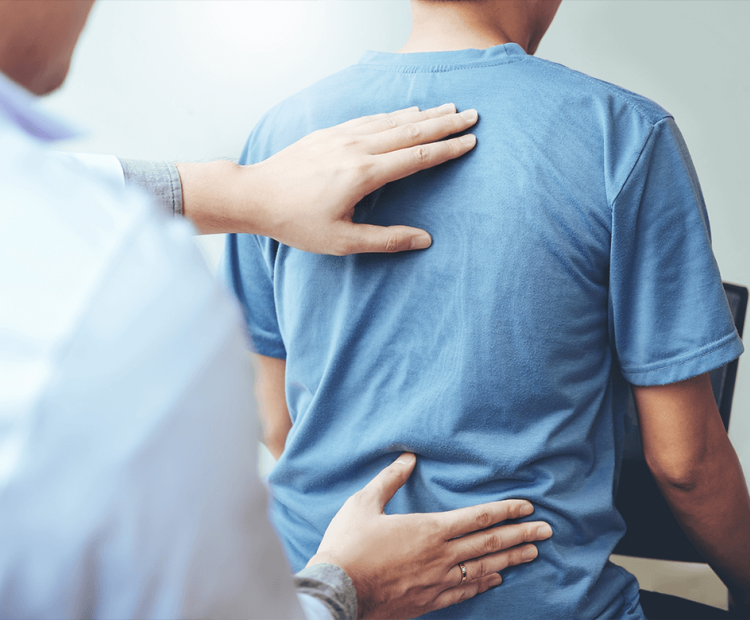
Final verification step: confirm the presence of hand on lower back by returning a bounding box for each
[308,452,552,619]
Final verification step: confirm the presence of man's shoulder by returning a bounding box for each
[241,65,364,164]
[246,54,672,156]
[524,55,672,127]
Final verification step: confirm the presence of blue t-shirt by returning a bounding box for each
[224,44,743,620]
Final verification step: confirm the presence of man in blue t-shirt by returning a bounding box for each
[225,1,750,618]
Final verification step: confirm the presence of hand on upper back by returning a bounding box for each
[308,453,552,620]
[250,104,478,255]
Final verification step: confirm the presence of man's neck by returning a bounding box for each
[399,1,534,54]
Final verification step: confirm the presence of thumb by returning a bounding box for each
[336,223,432,254]
[363,453,417,511]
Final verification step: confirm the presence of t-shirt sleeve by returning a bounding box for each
[609,116,743,386]
[223,232,287,359]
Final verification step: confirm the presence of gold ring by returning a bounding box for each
[458,562,467,585]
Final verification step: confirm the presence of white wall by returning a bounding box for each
[48,1,749,605]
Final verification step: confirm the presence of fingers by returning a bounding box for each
[369,109,478,155]
[340,106,420,130]
[451,540,540,586]
[328,223,432,255]
[427,520,550,615]
[440,499,535,540]
[370,134,477,188]
[359,452,417,511]
[430,572,503,614]
[353,103,457,135]
[451,521,553,564]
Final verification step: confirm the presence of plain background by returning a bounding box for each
[46,0,749,610]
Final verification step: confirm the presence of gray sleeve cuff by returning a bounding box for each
[294,563,357,620]
[119,159,183,217]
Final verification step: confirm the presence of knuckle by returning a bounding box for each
[509,501,522,519]
[384,234,400,252]
[352,157,372,176]
[421,516,442,539]
[447,137,464,154]
[474,509,493,530]
[350,488,368,505]
[411,145,429,163]
[483,532,503,555]
[444,112,462,129]
[523,525,537,543]
[475,579,490,595]
[402,122,421,141]
[496,551,512,571]
[509,546,529,567]
[339,135,360,152]
[331,239,351,257]
[384,464,404,482]
[473,558,487,580]
[379,116,399,131]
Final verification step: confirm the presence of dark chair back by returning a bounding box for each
[613,282,748,562]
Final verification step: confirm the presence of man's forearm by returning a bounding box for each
[118,158,262,233]
[654,430,750,607]
[635,374,750,611]
[176,160,261,234]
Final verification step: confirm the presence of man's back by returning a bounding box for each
[226,44,741,619]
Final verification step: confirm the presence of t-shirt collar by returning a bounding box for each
[0,70,79,142]
[358,42,527,69]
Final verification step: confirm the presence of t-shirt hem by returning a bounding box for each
[621,332,744,386]
[250,334,286,359]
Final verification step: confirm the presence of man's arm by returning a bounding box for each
[633,372,750,610]
[253,354,291,460]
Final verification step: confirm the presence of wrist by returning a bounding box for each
[177,160,263,235]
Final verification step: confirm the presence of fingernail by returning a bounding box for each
[537,524,553,538]
[460,134,476,146]
[522,546,538,561]
[460,109,478,121]
[520,503,534,517]
[395,453,416,467]
[491,574,503,587]
[439,103,456,113]
[410,233,432,250]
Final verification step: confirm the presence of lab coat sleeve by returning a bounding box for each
[49,153,183,216]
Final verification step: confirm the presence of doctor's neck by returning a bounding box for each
[400,0,561,55]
